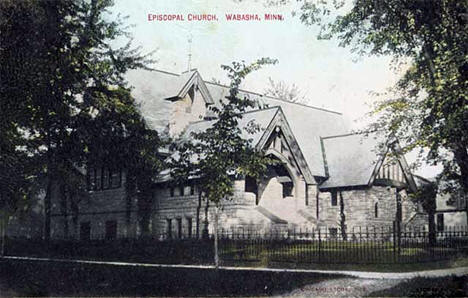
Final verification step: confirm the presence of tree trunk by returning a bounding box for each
[339,192,347,240]
[428,209,436,245]
[44,178,53,242]
[202,198,209,239]
[452,146,468,224]
[214,205,219,269]
[0,215,6,256]
[137,190,153,239]
[196,191,202,239]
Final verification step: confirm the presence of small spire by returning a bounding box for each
[187,32,193,72]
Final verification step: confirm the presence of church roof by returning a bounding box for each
[182,107,280,146]
[205,83,350,178]
[126,69,350,177]
[319,133,384,189]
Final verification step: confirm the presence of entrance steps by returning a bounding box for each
[259,196,317,228]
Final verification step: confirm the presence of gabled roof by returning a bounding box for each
[126,69,350,177]
[205,83,350,177]
[319,133,417,191]
[161,69,214,104]
[319,133,383,189]
[182,107,280,146]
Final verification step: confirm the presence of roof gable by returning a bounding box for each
[256,107,316,184]
[127,69,350,176]
[319,133,417,191]
[164,70,214,104]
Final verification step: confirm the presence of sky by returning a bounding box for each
[109,0,437,177]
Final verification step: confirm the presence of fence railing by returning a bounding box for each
[217,225,468,264]
[3,225,468,265]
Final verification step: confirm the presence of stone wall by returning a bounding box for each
[318,186,424,228]
[49,172,140,239]
[45,173,427,240]
[168,89,206,137]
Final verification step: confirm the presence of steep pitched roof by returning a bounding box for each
[126,69,350,177]
[205,84,350,178]
[182,107,280,146]
[319,133,418,191]
[319,133,383,189]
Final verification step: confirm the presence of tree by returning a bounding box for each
[410,179,438,245]
[298,0,468,222]
[0,0,161,240]
[170,58,277,267]
[264,77,307,103]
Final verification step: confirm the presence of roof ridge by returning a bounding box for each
[205,80,342,115]
[186,106,281,126]
[321,132,363,140]
[147,68,343,116]
[151,69,180,77]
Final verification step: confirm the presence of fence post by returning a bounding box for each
[318,228,322,261]
[392,221,396,261]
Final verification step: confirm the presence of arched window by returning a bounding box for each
[374,202,379,218]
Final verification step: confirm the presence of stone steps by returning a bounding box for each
[259,197,316,228]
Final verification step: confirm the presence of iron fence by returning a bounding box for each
[217,225,468,264]
[3,225,468,265]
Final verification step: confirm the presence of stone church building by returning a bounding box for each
[44,69,427,240]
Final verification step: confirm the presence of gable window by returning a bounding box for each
[169,187,174,197]
[374,202,379,218]
[331,191,338,206]
[281,141,286,154]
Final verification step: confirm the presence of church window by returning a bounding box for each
[245,175,257,194]
[282,182,293,198]
[186,217,193,238]
[166,219,172,238]
[179,185,185,196]
[87,167,122,191]
[177,218,182,238]
[331,191,338,206]
[105,220,117,240]
[281,141,286,153]
[80,222,91,241]
[190,184,195,196]
[102,168,109,189]
[437,213,444,232]
[374,202,379,218]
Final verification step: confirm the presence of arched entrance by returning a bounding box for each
[256,151,300,206]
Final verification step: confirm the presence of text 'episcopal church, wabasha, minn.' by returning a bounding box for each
[13,69,430,241]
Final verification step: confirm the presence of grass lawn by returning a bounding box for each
[0,258,342,296]
[367,275,468,297]
[221,255,468,272]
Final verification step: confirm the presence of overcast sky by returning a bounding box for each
[110,0,437,177]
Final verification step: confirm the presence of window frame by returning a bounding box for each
[331,191,338,206]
